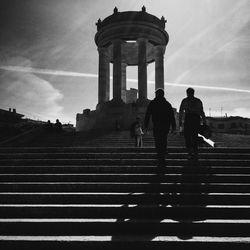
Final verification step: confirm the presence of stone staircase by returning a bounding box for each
[20,130,185,147]
[0,133,250,249]
[81,131,185,147]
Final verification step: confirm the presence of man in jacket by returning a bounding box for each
[179,87,206,160]
[144,88,176,169]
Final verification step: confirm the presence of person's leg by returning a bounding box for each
[135,136,138,147]
[161,130,168,166]
[158,138,165,167]
[137,136,141,147]
[192,118,200,159]
[139,135,143,147]
[153,130,161,158]
[184,123,192,158]
[153,128,167,168]
[186,115,200,159]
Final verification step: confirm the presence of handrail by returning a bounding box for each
[0,126,44,147]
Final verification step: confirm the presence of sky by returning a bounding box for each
[0,0,250,124]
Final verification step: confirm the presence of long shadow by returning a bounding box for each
[111,169,169,242]
[170,157,210,240]
[110,155,212,242]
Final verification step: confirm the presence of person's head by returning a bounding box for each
[47,120,51,123]
[186,87,195,97]
[56,119,59,123]
[155,88,164,98]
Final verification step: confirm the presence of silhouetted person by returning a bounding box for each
[144,88,176,169]
[115,120,121,131]
[54,119,62,133]
[131,117,144,147]
[45,120,53,132]
[179,88,206,160]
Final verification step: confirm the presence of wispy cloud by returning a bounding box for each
[168,0,250,83]
[1,65,250,94]
[130,78,250,94]
[0,65,97,78]
[0,65,70,122]
[230,107,250,118]
[162,82,250,94]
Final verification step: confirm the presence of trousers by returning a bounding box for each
[184,114,200,154]
[153,127,169,166]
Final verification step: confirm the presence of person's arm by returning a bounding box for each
[200,101,206,125]
[179,100,184,126]
[170,106,176,131]
[144,103,152,129]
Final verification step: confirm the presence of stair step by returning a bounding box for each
[1,173,250,183]
[1,158,250,166]
[1,219,250,236]
[1,147,249,153]
[1,193,250,205]
[1,152,250,159]
[0,237,249,250]
[1,205,250,219]
[1,166,250,174]
[1,182,250,193]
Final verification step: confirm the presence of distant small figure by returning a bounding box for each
[45,120,53,132]
[179,87,206,160]
[54,119,62,133]
[131,117,144,147]
[115,120,121,131]
[144,88,176,169]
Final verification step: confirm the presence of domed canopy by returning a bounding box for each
[95,7,169,66]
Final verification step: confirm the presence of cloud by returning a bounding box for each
[0,58,68,122]
[1,65,250,94]
[1,64,250,123]
[230,108,250,119]
[163,82,250,94]
[126,78,250,94]
[166,0,250,84]
[0,65,98,78]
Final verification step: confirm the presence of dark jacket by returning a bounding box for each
[144,97,176,130]
[179,96,206,125]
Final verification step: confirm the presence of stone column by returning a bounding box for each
[137,38,147,99]
[98,47,110,103]
[112,39,123,101]
[155,45,164,90]
[121,62,127,102]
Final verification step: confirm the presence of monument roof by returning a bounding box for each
[95,8,169,48]
[97,10,166,31]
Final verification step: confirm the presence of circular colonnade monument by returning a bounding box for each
[76,7,169,131]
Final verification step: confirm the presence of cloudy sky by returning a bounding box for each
[0,0,249,124]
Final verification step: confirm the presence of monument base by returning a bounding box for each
[76,99,150,132]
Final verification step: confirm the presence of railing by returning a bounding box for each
[0,126,44,147]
